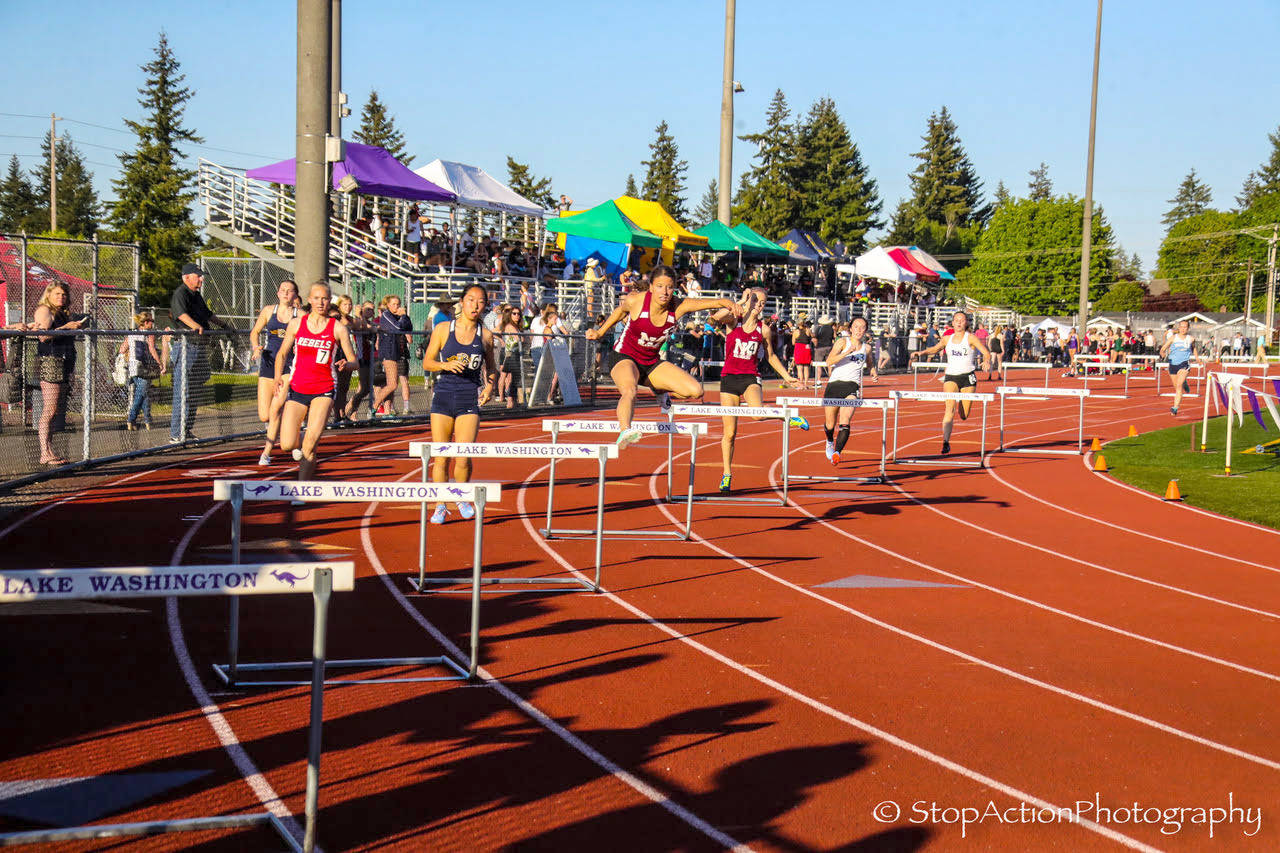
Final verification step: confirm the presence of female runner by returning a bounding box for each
[1159,319,1195,416]
[275,281,357,481]
[248,279,300,465]
[716,289,805,493]
[822,315,876,465]
[422,284,498,523]
[907,311,991,455]
[370,294,410,417]
[586,265,742,448]
[792,316,813,390]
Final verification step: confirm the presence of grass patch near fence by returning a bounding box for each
[1103,416,1280,529]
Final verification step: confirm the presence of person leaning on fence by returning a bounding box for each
[119,311,164,430]
[169,263,234,444]
[31,282,84,465]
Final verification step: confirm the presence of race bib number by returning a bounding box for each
[315,347,331,365]
[733,339,759,360]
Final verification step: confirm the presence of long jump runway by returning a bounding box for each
[1,370,1277,851]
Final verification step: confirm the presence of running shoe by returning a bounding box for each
[941,440,951,455]
[291,448,303,461]
[458,502,476,520]
[718,474,732,493]
[824,441,835,461]
[788,414,810,430]
[658,391,672,414]
[258,451,272,466]
[616,426,644,449]
[830,451,841,466]
[430,505,448,524]
[1170,406,1178,416]
[1182,380,1191,394]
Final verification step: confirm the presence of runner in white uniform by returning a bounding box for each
[909,311,991,454]
[821,316,876,465]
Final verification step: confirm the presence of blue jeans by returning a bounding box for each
[169,338,193,440]
[127,376,152,425]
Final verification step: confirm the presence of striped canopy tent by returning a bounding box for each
[886,248,940,282]
[906,246,954,281]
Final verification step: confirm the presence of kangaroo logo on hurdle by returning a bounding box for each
[270,568,311,587]
[249,484,274,496]
[446,486,467,498]
[432,444,451,455]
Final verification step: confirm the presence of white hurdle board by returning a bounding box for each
[411,441,614,593]
[891,390,994,467]
[668,403,797,505]
[777,396,894,486]
[0,560,354,853]
[910,361,947,389]
[541,419,700,538]
[996,385,1091,455]
[213,479,500,683]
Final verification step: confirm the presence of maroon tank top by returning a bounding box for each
[722,324,764,376]
[616,291,676,366]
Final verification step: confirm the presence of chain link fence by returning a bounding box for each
[1,233,139,329]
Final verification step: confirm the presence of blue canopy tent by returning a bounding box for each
[777,229,838,264]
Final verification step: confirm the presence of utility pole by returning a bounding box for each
[1266,224,1278,342]
[296,0,332,288]
[716,0,736,225]
[1078,0,1103,326]
[1244,259,1255,326]
[49,113,62,232]
[329,0,343,139]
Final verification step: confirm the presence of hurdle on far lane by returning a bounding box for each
[891,389,995,468]
[777,396,894,486]
[995,385,1114,455]
[667,403,798,505]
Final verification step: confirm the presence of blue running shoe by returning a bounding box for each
[788,414,809,430]
[719,473,732,493]
[458,501,475,520]
[430,505,448,525]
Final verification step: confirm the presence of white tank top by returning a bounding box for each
[944,332,976,375]
[829,340,870,384]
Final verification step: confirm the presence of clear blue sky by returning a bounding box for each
[4,0,1278,274]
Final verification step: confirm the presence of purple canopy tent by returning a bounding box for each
[246,142,456,202]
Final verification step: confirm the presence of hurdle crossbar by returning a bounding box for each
[542,420,699,540]
[212,480,497,684]
[0,561,353,853]
[891,390,994,467]
[668,403,796,505]
[777,396,893,485]
[1155,361,1205,398]
[910,361,947,389]
[999,362,1052,387]
[412,440,615,592]
[996,385,1089,455]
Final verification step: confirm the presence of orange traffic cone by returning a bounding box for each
[1093,454,1108,472]
[1127,425,1139,437]
[1090,437,1102,452]
[1164,480,1181,501]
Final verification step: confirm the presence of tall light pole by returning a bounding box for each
[716,0,736,225]
[296,0,331,287]
[1078,0,1103,326]
[49,113,61,232]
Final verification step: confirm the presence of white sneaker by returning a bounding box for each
[458,502,475,520]
[257,451,271,466]
[824,441,834,461]
[430,505,448,524]
[616,426,644,449]
[658,392,672,414]
[291,448,303,462]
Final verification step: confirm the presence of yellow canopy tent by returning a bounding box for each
[613,196,708,268]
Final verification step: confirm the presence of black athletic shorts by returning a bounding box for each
[1168,361,1189,377]
[720,373,761,397]
[287,388,334,407]
[607,349,660,385]
[824,380,862,400]
[943,372,977,390]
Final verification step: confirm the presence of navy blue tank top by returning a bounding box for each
[437,321,485,390]
[264,306,294,356]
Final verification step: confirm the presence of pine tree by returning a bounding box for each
[0,155,36,233]
[733,89,798,239]
[993,180,1011,208]
[1162,168,1213,229]
[789,98,881,251]
[640,120,689,222]
[1236,125,1280,209]
[108,32,203,305]
[354,90,412,166]
[693,178,718,226]
[505,156,555,209]
[27,131,100,237]
[623,174,639,197]
[1027,163,1053,201]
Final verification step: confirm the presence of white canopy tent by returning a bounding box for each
[854,246,916,283]
[413,159,548,217]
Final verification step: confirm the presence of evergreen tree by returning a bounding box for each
[1237,125,1280,209]
[505,156,555,209]
[108,32,203,305]
[1027,163,1053,201]
[693,178,718,226]
[1162,168,1213,229]
[789,98,881,251]
[26,131,100,238]
[0,155,36,233]
[1155,211,1244,312]
[623,173,639,197]
[993,180,1012,208]
[1093,280,1146,312]
[354,90,411,165]
[640,120,689,222]
[733,89,799,239]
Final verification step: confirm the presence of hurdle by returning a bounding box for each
[667,403,797,504]
[999,361,1052,387]
[996,385,1091,455]
[212,479,499,684]
[410,440,617,592]
[1155,361,1205,398]
[911,361,947,388]
[777,395,894,485]
[542,418,707,504]
[1124,353,1160,375]
[890,389,994,467]
[0,561,353,853]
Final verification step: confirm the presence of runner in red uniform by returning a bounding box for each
[276,282,357,481]
[586,265,741,448]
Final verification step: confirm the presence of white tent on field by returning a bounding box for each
[413,160,549,217]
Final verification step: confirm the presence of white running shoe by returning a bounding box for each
[658,392,672,414]
[824,441,835,461]
[458,502,475,520]
[616,426,644,449]
[258,451,271,466]
[430,505,448,524]
[291,448,303,462]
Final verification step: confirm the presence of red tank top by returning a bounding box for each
[289,316,338,394]
[617,291,676,366]
[722,324,765,375]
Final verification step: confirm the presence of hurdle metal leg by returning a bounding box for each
[676,413,790,505]
[893,394,989,467]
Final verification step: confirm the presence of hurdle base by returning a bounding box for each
[211,655,468,687]
[0,813,300,851]
[664,493,785,506]
[996,447,1081,456]
[895,457,986,468]
[408,575,597,594]
[790,474,886,484]
[540,526,689,541]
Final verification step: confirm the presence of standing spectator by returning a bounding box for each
[369,294,411,417]
[404,206,422,260]
[169,263,234,443]
[31,282,84,465]
[530,303,569,403]
[557,194,574,215]
[120,311,163,430]
[812,314,835,388]
[925,322,940,359]
[698,255,713,287]
[519,281,537,328]
[584,257,607,318]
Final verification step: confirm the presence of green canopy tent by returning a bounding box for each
[546,200,663,275]
[730,223,790,259]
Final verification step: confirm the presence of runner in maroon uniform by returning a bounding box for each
[717,289,806,492]
[586,265,741,448]
[276,282,357,481]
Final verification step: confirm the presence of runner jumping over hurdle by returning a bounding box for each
[586,265,742,449]
[822,315,877,465]
[423,284,499,523]
[717,289,806,493]
[1160,319,1195,416]
[908,311,992,454]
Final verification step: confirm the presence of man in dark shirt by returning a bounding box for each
[169,263,233,442]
